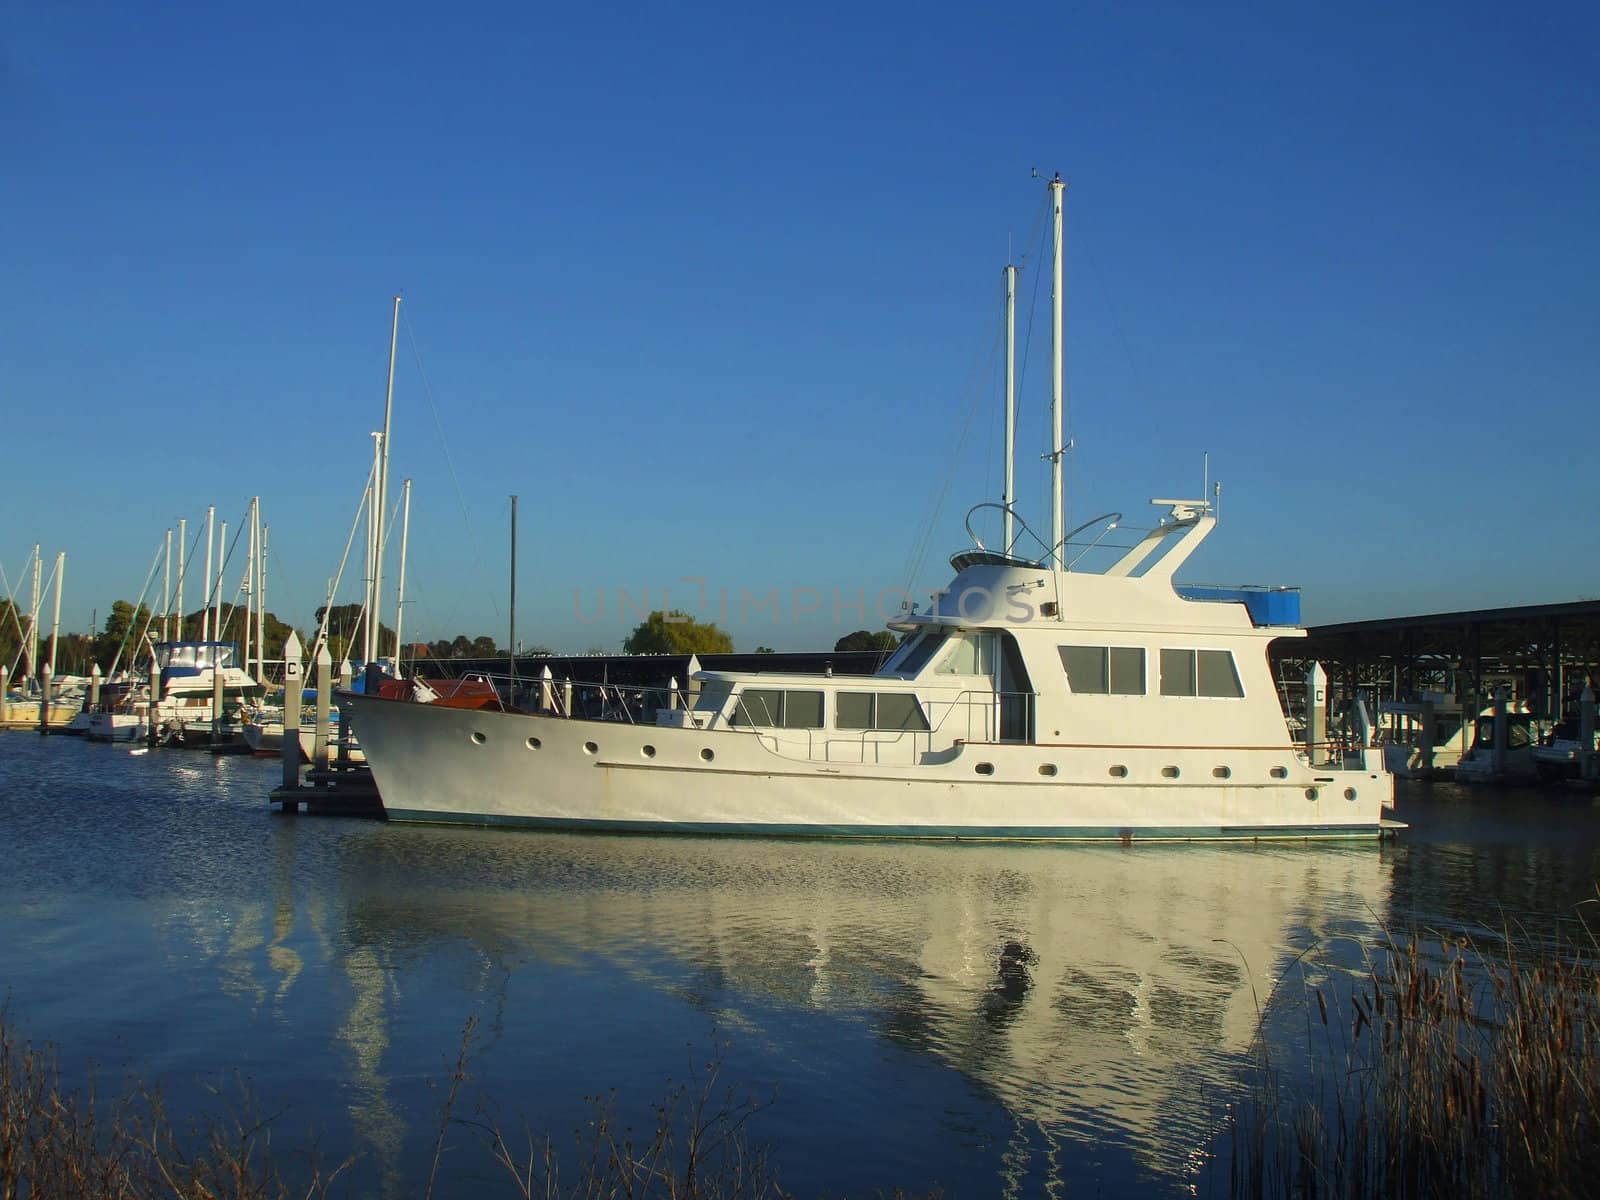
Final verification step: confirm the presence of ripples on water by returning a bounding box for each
[2,734,1597,1197]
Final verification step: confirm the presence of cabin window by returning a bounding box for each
[694,680,733,714]
[1059,646,1145,695]
[938,631,997,676]
[890,631,947,677]
[835,691,930,731]
[730,688,824,729]
[1160,649,1243,698]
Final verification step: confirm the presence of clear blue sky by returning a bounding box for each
[4,1,1596,653]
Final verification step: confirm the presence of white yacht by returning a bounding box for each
[86,641,262,744]
[339,498,1393,840]
[338,182,1394,840]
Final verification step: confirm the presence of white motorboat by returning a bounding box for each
[337,183,1394,841]
[86,641,263,745]
[340,497,1392,839]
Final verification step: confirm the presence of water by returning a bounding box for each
[2,734,1598,1197]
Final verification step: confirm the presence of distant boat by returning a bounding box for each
[87,641,262,745]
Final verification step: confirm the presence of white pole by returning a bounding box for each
[258,522,268,682]
[214,520,226,656]
[372,295,401,667]
[201,506,214,642]
[162,528,172,643]
[176,517,187,640]
[1049,175,1066,567]
[245,499,256,678]
[27,544,40,685]
[1003,262,1017,551]
[394,478,412,674]
[48,552,64,675]
[365,431,382,663]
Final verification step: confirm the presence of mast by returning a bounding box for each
[365,432,382,663]
[371,295,401,666]
[214,520,226,658]
[1049,173,1066,567]
[258,522,268,682]
[162,529,172,643]
[47,552,63,675]
[245,499,256,676]
[27,544,40,684]
[201,506,215,642]
[1003,263,1017,551]
[176,517,186,639]
[394,480,411,678]
[509,493,518,677]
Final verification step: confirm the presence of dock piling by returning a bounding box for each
[314,643,331,771]
[282,632,304,795]
[38,665,52,735]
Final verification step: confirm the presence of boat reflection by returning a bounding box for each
[334,830,1394,1185]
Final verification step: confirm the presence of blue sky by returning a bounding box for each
[4,1,1596,653]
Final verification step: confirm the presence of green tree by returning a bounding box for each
[313,604,395,661]
[834,630,900,653]
[93,601,155,667]
[623,611,734,655]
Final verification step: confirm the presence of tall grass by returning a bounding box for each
[1229,934,1600,1200]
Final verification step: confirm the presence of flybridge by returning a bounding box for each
[1176,585,1302,628]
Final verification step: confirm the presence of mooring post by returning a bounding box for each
[668,676,679,711]
[89,663,102,715]
[539,665,554,713]
[0,665,8,724]
[212,649,225,747]
[1492,685,1509,777]
[314,642,332,772]
[337,659,352,762]
[282,631,304,793]
[1419,699,1437,773]
[147,650,161,748]
[38,664,52,735]
[561,676,573,718]
[1304,663,1327,766]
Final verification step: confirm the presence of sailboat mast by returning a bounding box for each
[1049,174,1066,566]
[48,552,64,675]
[372,295,401,666]
[28,544,40,684]
[176,518,186,640]
[365,432,381,663]
[201,506,214,642]
[245,499,256,677]
[394,480,411,678]
[509,493,518,673]
[1003,263,1017,551]
[258,522,267,682]
[214,521,226,656]
[162,529,172,643]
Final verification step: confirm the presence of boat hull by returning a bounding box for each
[340,693,1394,841]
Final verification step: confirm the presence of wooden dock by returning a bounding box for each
[270,761,386,818]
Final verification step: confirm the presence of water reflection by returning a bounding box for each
[333,830,1394,1187]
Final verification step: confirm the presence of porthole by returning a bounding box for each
[526,736,542,750]
[1270,766,1289,780]
[1344,787,1357,801]
[1161,766,1180,779]
[470,731,487,745]
[975,762,995,776]
[1212,766,1231,779]
[1305,788,1319,801]
[700,748,714,762]
[1037,764,1058,777]
[642,745,657,759]
[583,741,598,755]
[1109,765,1128,779]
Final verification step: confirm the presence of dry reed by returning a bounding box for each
[1229,932,1600,1200]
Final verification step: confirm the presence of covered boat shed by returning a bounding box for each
[1274,599,1600,722]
